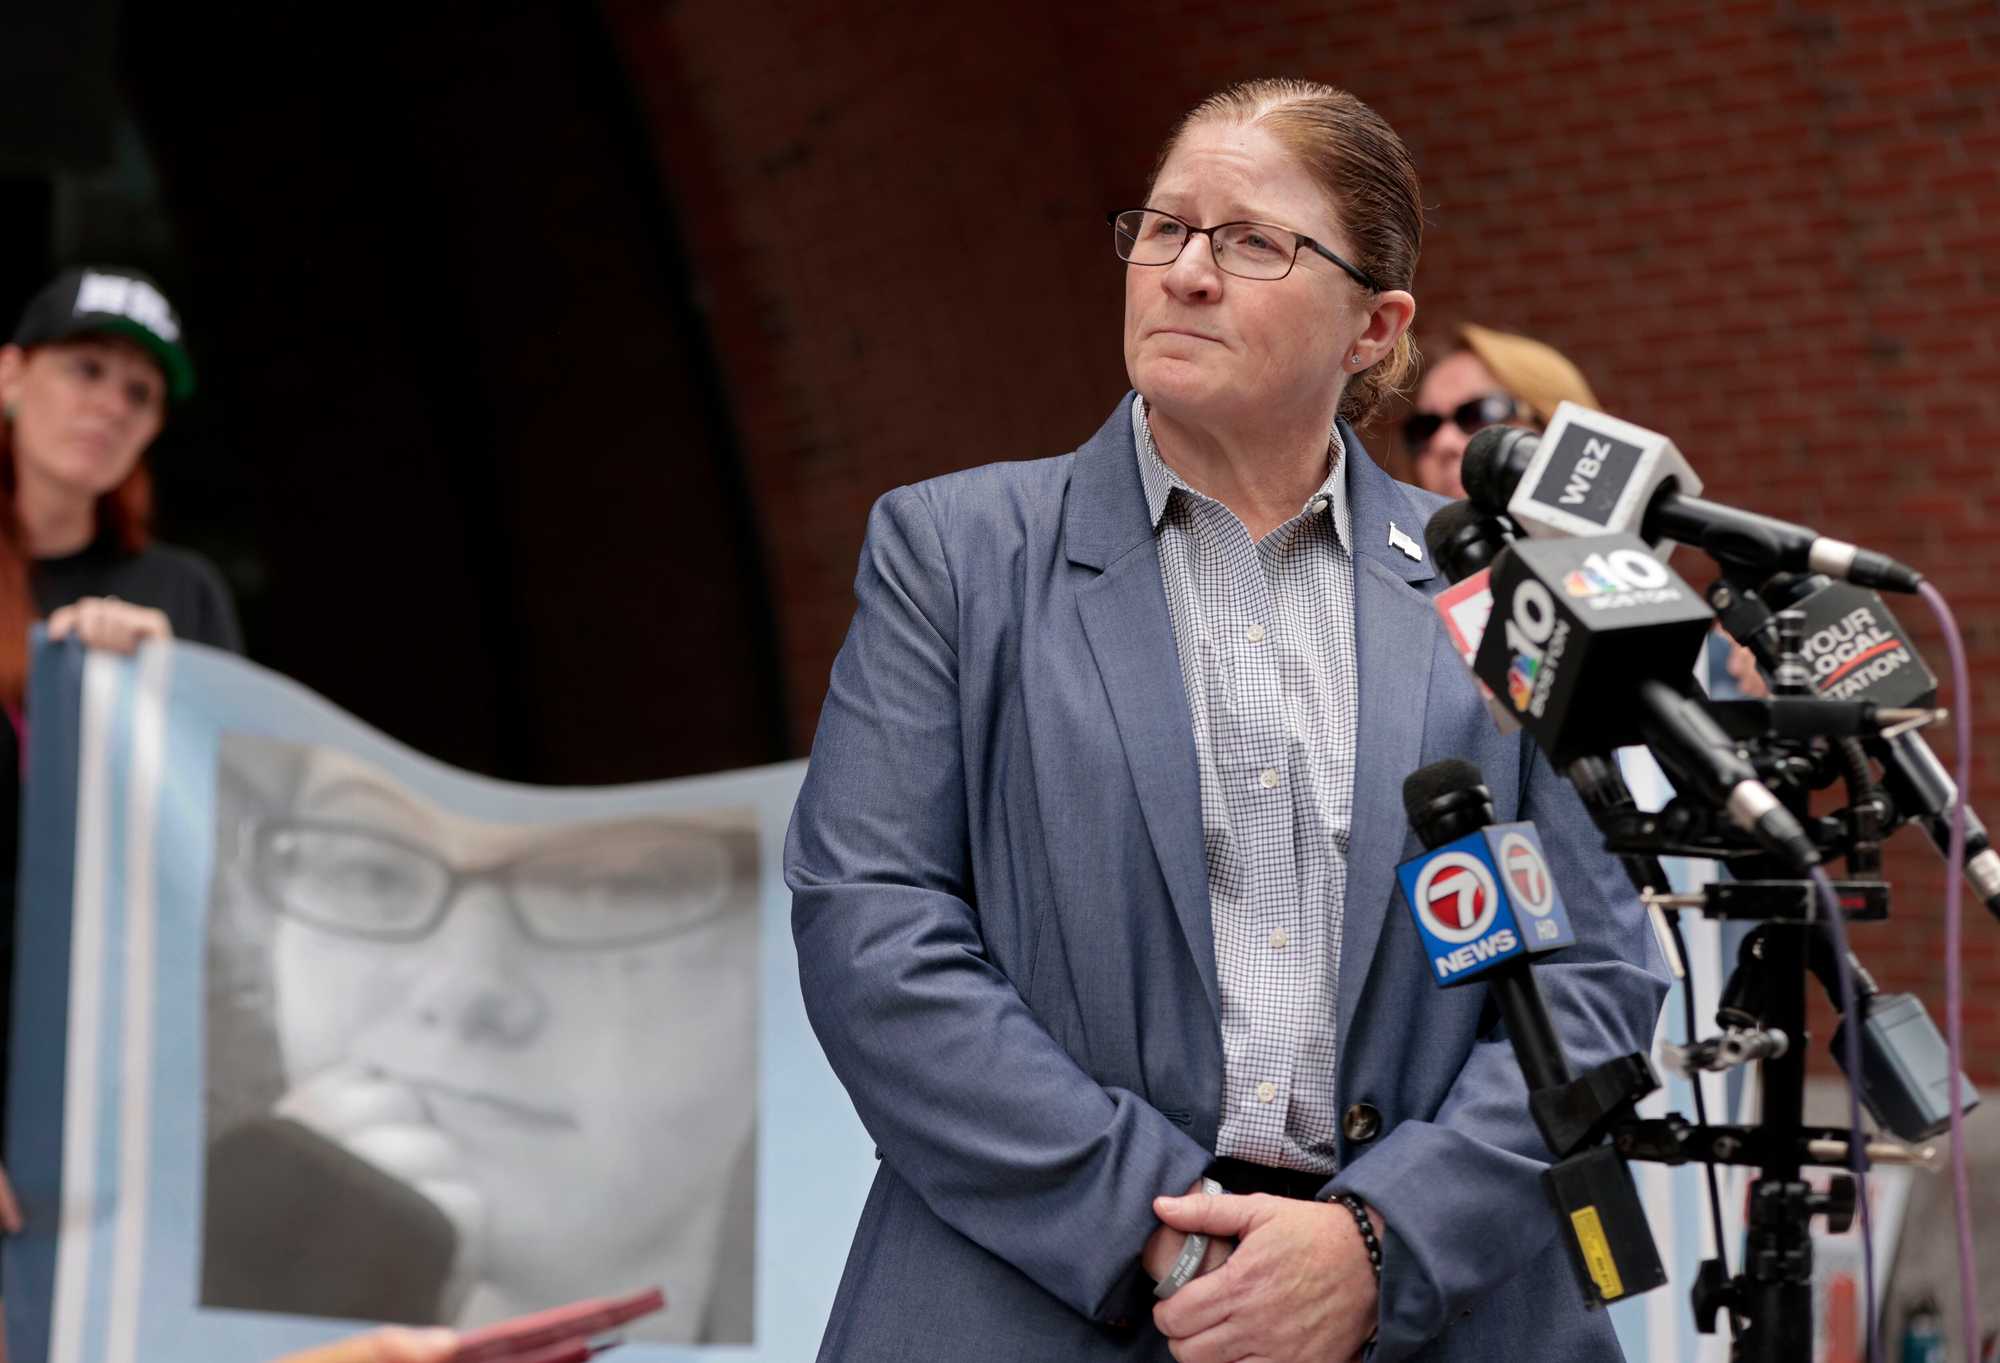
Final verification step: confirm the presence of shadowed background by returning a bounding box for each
[0,0,1993,1101]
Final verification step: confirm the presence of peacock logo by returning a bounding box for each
[1507,652,1539,711]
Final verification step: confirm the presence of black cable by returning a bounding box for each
[1834,737,1877,804]
[1663,908,1735,1342]
[1825,736,1884,1363]
[1811,866,1878,1363]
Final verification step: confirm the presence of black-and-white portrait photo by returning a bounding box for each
[199,733,759,1345]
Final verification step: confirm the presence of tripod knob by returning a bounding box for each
[1690,1257,1737,1334]
[1812,1175,1858,1235]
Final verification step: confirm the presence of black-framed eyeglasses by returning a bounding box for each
[247,816,753,948]
[1401,393,1521,454]
[1108,208,1380,290]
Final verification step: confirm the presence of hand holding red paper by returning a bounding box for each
[451,1287,665,1362]
[269,1288,664,1363]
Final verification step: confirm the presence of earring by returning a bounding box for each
[1350,354,1364,367]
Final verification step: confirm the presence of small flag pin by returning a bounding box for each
[1388,521,1423,562]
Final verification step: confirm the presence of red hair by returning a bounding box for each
[0,413,154,707]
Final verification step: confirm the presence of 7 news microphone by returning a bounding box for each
[1397,758,1667,1304]
[1399,758,1573,1091]
[1460,409,1923,594]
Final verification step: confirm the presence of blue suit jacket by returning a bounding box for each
[786,395,1669,1361]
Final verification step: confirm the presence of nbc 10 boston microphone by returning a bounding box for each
[1464,531,1819,869]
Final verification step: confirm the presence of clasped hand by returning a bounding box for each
[1146,1186,1380,1363]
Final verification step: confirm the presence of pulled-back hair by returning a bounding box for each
[1152,78,1423,427]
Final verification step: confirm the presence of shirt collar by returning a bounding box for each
[1131,394,1351,547]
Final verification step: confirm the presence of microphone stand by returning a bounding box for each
[1417,507,1966,1357]
[1540,611,1955,1362]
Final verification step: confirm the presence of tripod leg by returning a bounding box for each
[1731,1180,1816,1363]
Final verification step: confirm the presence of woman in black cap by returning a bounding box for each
[0,265,239,669]
[0,265,242,1245]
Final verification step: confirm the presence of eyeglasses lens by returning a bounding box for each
[1112,211,1296,281]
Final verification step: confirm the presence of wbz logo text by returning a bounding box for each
[1557,435,1618,507]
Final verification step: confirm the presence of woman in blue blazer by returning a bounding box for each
[787,77,1668,1362]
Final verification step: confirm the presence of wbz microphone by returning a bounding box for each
[1398,759,1577,1090]
[1462,407,1924,593]
[1471,533,1820,868]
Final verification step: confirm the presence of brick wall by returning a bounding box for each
[605,0,2000,1079]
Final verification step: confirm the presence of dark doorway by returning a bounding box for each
[113,4,786,784]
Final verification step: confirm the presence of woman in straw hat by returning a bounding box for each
[1402,322,1598,500]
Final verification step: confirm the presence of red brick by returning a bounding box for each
[604,0,2000,1083]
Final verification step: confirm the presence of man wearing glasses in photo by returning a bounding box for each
[201,737,758,1345]
[1400,323,1600,500]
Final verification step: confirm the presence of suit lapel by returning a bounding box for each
[1067,399,1218,1016]
[1337,427,1440,1050]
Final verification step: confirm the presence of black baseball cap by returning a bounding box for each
[10,266,195,401]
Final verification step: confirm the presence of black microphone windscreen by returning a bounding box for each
[1461,425,1538,515]
[1423,499,1485,560]
[1402,758,1485,827]
[1425,499,1515,582]
[200,1115,457,1324]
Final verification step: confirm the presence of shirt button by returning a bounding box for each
[1259,768,1280,790]
[1257,1081,1278,1104]
[1246,623,1266,644]
[1269,928,1289,950]
[1310,496,1330,515]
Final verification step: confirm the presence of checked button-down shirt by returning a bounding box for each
[1133,395,1360,1175]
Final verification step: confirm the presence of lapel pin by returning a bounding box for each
[1388,521,1423,562]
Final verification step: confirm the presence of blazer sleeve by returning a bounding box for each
[1327,741,1671,1361]
[785,485,1214,1323]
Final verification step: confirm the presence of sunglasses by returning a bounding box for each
[1402,393,1521,454]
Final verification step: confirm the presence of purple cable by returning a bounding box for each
[1813,863,1878,1363]
[1918,578,1982,1357]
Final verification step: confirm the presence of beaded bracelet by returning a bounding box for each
[1332,1193,1383,1282]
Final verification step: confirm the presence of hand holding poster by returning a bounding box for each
[4,636,870,1363]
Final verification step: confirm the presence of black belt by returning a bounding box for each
[1205,1156,1332,1201]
